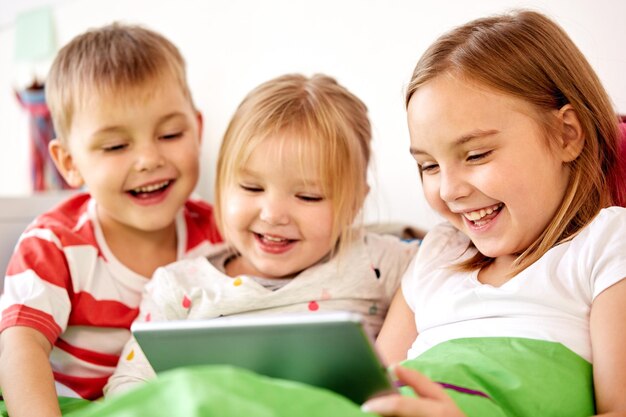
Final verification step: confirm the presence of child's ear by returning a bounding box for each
[556,104,585,162]
[49,139,84,188]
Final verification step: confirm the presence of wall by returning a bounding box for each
[1,0,625,230]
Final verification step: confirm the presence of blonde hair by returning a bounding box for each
[405,10,622,275]
[215,73,371,255]
[46,22,194,140]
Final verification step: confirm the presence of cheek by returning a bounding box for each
[177,149,200,172]
[222,194,250,228]
[421,178,445,212]
[304,206,335,241]
[87,160,119,186]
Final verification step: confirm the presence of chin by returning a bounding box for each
[263,269,294,279]
[474,245,511,260]
[135,219,177,232]
[256,265,298,279]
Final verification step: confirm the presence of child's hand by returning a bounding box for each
[361,366,466,417]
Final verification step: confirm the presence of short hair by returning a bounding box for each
[215,73,371,254]
[46,23,194,141]
[405,10,623,275]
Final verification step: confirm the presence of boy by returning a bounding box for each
[0,23,222,417]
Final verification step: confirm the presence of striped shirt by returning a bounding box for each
[0,193,221,399]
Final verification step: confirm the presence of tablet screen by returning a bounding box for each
[132,311,396,404]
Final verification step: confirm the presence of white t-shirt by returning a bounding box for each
[403,207,626,362]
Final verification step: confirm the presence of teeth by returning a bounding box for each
[263,235,287,242]
[132,181,169,193]
[465,211,482,221]
[463,203,502,222]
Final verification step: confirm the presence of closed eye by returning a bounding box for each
[418,162,439,175]
[297,195,323,202]
[467,150,492,162]
[160,132,183,140]
[102,144,127,152]
[239,184,263,193]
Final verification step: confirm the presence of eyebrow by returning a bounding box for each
[91,112,188,136]
[409,129,500,156]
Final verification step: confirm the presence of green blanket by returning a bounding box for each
[399,337,594,417]
[66,366,371,417]
[1,337,595,416]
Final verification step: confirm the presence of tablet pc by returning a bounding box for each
[131,311,396,404]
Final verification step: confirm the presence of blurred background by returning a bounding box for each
[1,0,624,230]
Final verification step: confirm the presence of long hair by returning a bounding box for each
[406,10,623,275]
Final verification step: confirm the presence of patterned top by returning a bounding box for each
[105,232,419,396]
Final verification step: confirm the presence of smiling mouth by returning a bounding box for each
[462,203,503,225]
[254,233,296,245]
[128,180,172,197]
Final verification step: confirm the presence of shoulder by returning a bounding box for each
[346,232,420,289]
[156,243,232,283]
[567,207,626,255]
[24,192,96,246]
[581,207,626,236]
[169,243,232,272]
[362,232,419,261]
[31,192,91,230]
[401,223,470,310]
[534,207,626,302]
[568,207,626,298]
[417,222,470,264]
[401,222,470,284]
[5,193,98,293]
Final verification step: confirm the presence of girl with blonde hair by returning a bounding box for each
[104,73,418,397]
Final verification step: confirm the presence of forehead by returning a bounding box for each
[240,134,324,179]
[407,75,536,148]
[83,72,190,110]
[68,77,194,138]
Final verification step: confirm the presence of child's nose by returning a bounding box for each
[259,197,290,226]
[439,167,471,202]
[134,144,165,172]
